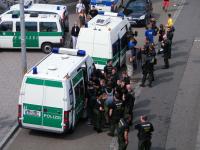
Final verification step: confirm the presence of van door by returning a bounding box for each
[23,77,44,126]
[0,21,14,48]
[71,69,85,122]
[42,80,63,129]
[13,22,39,48]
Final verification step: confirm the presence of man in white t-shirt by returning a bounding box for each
[76,0,85,13]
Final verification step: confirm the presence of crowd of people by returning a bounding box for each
[71,0,175,149]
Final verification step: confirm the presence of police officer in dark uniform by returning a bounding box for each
[135,115,154,150]
[166,27,174,58]
[140,45,155,87]
[108,93,124,136]
[162,35,171,69]
[117,118,129,150]
[93,93,106,133]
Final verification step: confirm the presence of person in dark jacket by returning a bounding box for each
[89,5,98,18]
[166,27,174,58]
[162,35,171,69]
[71,22,80,49]
[135,115,154,150]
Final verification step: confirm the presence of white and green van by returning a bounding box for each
[0,1,69,32]
[76,12,130,70]
[0,13,64,53]
[18,48,94,133]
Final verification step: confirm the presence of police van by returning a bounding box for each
[90,0,121,12]
[18,48,94,133]
[0,1,69,32]
[76,12,130,70]
[0,13,64,53]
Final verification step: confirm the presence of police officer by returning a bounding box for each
[93,93,106,133]
[135,115,154,150]
[108,93,124,136]
[123,84,135,125]
[140,44,155,87]
[117,118,129,150]
[166,27,174,58]
[162,35,171,69]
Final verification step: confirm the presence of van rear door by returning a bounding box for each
[23,77,64,130]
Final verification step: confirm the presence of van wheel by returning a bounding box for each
[41,42,52,54]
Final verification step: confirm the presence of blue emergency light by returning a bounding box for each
[77,50,86,56]
[98,11,105,15]
[117,12,125,17]
[52,47,59,53]
[33,67,38,74]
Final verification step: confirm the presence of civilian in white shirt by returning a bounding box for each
[76,0,85,13]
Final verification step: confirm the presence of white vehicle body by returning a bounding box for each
[90,0,121,12]
[18,48,94,133]
[0,13,64,53]
[0,2,69,31]
[76,12,130,70]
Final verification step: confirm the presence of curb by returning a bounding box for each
[0,122,19,150]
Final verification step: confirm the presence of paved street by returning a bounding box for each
[1,0,200,149]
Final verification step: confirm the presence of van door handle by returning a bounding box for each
[43,108,48,112]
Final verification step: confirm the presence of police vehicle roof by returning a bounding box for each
[87,14,126,31]
[26,52,89,80]
[10,3,67,15]
[1,13,60,22]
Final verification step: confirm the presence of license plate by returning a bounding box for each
[25,110,41,117]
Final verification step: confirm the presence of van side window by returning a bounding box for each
[40,22,58,32]
[0,21,13,32]
[17,22,37,32]
[25,22,37,32]
[74,80,85,100]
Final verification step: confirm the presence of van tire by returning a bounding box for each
[41,42,52,54]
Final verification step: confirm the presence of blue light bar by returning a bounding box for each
[33,67,38,74]
[77,50,86,56]
[98,11,105,15]
[52,47,59,53]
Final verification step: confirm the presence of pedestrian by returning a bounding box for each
[124,84,135,125]
[117,118,129,150]
[166,13,173,29]
[93,93,105,133]
[71,22,80,49]
[145,24,156,44]
[162,0,170,12]
[82,0,90,15]
[122,71,130,85]
[135,115,154,150]
[86,81,96,126]
[166,27,174,58]
[157,24,165,54]
[79,9,87,27]
[150,18,159,36]
[76,0,85,14]
[140,45,155,87]
[104,60,114,77]
[108,93,124,137]
[162,34,171,69]
[89,5,98,18]
[126,41,134,78]
[110,68,119,88]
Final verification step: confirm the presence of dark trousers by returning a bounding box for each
[164,57,169,68]
[118,137,127,150]
[142,72,153,86]
[138,140,151,150]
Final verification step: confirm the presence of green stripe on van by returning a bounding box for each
[92,57,109,65]
[26,77,63,88]
[39,32,63,36]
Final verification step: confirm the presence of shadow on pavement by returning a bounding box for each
[152,147,176,150]
[28,120,96,140]
[172,51,188,58]
[170,61,185,68]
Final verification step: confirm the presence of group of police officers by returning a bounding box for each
[84,14,174,150]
